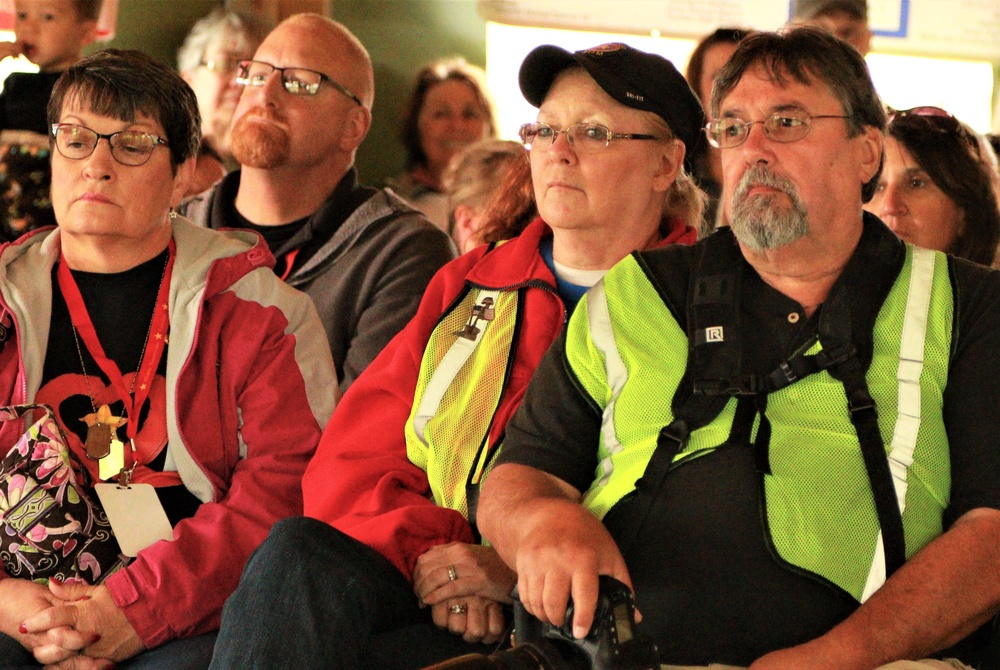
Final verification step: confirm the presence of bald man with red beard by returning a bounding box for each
[179,13,454,393]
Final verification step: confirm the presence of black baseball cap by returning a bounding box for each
[518,42,705,155]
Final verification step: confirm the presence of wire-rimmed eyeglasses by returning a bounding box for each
[198,55,247,74]
[705,111,851,149]
[518,122,659,153]
[51,123,169,166]
[236,59,362,106]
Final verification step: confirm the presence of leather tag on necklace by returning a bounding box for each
[85,423,112,459]
[81,405,128,461]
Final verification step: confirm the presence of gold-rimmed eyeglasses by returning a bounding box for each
[199,55,247,74]
[518,122,659,153]
[705,111,851,149]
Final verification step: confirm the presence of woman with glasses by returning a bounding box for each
[0,49,335,669]
[208,42,702,670]
[386,57,497,229]
[864,106,1000,267]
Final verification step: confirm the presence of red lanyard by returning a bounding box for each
[56,239,175,471]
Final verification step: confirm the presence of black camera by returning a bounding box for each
[425,575,658,670]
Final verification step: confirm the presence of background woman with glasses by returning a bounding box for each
[177,9,270,157]
[864,106,1000,267]
[0,49,335,669]
[207,42,702,670]
[177,8,271,195]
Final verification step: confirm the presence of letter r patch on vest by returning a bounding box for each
[697,326,725,344]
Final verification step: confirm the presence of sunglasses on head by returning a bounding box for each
[887,106,980,154]
[887,106,962,132]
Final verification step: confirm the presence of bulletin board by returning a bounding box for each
[479,0,1000,61]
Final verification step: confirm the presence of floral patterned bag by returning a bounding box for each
[0,404,128,583]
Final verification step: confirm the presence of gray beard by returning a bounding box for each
[729,165,809,251]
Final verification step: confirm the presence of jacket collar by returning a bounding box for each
[464,216,698,289]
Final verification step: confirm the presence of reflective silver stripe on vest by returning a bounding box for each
[412,290,501,443]
[861,246,936,602]
[587,281,627,486]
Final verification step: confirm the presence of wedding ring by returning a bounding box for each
[447,565,458,582]
[449,603,468,615]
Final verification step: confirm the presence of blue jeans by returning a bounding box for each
[209,517,498,670]
[0,631,216,669]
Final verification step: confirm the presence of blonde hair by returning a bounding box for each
[643,112,707,232]
[444,139,526,219]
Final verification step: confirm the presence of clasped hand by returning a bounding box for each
[413,542,516,645]
[4,579,141,669]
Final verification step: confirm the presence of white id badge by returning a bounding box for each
[94,483,174,557]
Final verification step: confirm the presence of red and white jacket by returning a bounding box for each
[0,217,337,647]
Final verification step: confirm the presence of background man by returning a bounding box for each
[792,0,872,54]
[480,28,1000,669]
[179,13,454,392]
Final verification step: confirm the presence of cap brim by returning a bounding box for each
[519,45,579,108]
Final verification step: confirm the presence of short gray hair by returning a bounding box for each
[177,8,272,74]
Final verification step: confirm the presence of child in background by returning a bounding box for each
[0,0,100,241]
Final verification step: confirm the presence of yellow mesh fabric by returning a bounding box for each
[572,259,738,517]
[405,289,519,517]
[567,249,954,600]
[766,248,952,598]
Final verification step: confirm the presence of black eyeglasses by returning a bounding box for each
[706,111,851,149]
[51,123,169,166]
[236,60,362,106]
[518,122,658,153]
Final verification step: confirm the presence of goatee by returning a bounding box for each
[729,165,809,251]
[230,109,291,169]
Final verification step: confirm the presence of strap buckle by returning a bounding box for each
[847,387,876,414]
[694,377,763,397]
[658,419,690,449]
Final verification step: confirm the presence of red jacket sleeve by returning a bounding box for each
[302,249,491,581]
[105,285,336,647]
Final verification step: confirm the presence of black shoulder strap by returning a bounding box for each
[621,220,910,580]
[817,221,909,577]
[621,230,743,553]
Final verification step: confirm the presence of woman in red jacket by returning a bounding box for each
[210,41,705,670]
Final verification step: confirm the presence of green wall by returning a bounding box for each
[330,0,487,185]
[100,0,487,186]
[98,1,220,67]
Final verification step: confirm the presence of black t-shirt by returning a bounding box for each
[232,210,309,279]
[220,166,378,279]
[0,72,62,242]
[496,228,1000,664]
[38,251,201,526]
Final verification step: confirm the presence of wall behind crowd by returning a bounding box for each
[95,0,486,187]
[329,0,487,186]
